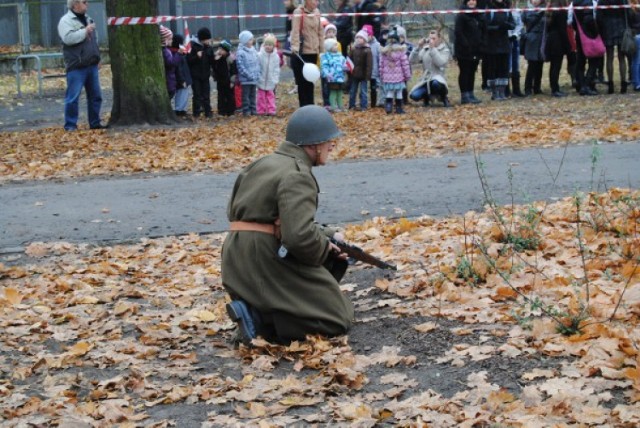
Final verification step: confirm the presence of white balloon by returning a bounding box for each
[302,63,320,83]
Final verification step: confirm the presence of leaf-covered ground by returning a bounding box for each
[2,63,640,426]
[2,66,640,183]
[1,189,640,426]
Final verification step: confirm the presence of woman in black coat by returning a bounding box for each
[522,0,546,95]
[599,0,628,93]
[573,0,601,95]
[544,0,571,96]
[455,0,485,103]
[482,0,516,100]
[335,0,354,56]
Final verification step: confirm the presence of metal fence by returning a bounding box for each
[0,0,459,53]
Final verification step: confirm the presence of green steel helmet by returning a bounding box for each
[285,105,344,145]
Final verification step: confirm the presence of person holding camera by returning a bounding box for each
[57,0,104,131]
[409,30,452,107]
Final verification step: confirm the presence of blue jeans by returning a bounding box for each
[349,78,368,109]
[174,86,190,112]
[64,64,102,130]
[632,35,640,88]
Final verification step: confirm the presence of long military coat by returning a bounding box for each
[221,141,354,334]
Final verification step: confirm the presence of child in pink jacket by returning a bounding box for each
[379,29,411,114]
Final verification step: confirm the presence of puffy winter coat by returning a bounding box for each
[321,51,347,83]
[379,44,411,84]
[162,47,181,95]
[236,44,261,85]
[349,43,373,80]
[257,47,280,91]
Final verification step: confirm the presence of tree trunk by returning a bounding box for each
[106,0,175,126]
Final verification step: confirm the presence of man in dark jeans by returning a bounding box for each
[57,0,104,131]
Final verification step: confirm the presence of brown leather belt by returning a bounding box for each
[230,221,280,238]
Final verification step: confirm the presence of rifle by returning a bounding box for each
[331,238,397,271]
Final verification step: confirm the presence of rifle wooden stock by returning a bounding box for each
[331,239,397,271]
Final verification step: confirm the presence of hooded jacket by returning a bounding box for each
[236,43,261,85]
[379,43,411,84]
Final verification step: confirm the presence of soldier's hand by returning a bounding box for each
[329,241,348,260]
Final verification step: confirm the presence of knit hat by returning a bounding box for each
[239,30,254,46]
[324,23,337,36]
[362,24,374,38]
[355,30,368,42]
[220,39,232,52]
[395,26,407,39]
[197,27,211,42]
[159,25,173,46]
[263,33,277,47]
[171,33,184,49]
[324,38,338,52]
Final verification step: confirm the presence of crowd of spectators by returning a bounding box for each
[149,0,640,123]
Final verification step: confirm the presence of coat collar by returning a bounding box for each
[276,141,314,169]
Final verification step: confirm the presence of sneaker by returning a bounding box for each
[226,300,257,346]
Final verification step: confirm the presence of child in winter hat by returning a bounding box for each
[212,39,236,116]
[324,24,337,38]
[349,29,373,110]
[320,38,346,111]
[257,33,280,115]
[262,33,277,47]
[196,27,211,43]
[362,24,374,39]
[236,30,260,115]
[219,39,233,53]
[239,30,255,46]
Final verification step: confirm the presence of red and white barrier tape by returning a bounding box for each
[107,4,633,25]
[108,5,635,26]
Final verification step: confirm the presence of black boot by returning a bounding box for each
[384,98,393,114]
[607,81,614,94]
[468,92,481,104]
[512,72,524,97]
[621,81,628,94]
[395,99,405,114]
[461,92,471,105]
[440,88,451,107]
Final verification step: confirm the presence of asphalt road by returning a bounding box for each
[1,141,639,252]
